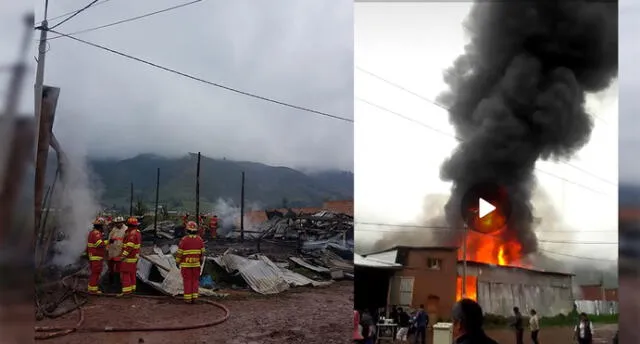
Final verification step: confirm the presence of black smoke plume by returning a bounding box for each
[437,1,618,257]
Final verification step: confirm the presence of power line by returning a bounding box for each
[44,28,353,123]
[46,0,203,41]
[38,0,115,24]
[356,67,617,187]
[355,222,617,244]
[538,248,616,262]
[356,97,612,196]
[49,0,101,30]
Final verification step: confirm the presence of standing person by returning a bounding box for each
[451,298,499,344]
[512,307,524,344]
[208,215,219,239]
[175,221,205,304]
[529,309,540,344]
[390,305,399,324]
[413,304,428,344]
[396,307,410,343]
[574,313,594,344]
[106,216,127,286]
[353,310,365,343]
[86,217,107,294]
[118,217,141,296]
[360,310,375,344]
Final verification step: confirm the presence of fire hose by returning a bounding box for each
[34,291,230,340]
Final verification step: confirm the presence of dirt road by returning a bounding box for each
[486,323,618,344]
[37,281,352,344]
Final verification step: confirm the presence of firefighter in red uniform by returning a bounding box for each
[182,213,189,227]
[208,215,219,239]
[86,217,107,294]
[175,221,205,303]
[119,217,141,295]
[197,214,206,237]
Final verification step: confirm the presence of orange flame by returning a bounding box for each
[456,276,478,301]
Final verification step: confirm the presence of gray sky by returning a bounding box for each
[620,0,639,185]
[29,0,353,171]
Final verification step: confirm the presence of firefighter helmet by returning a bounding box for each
[114,216,125,223]
[93,217,106,228]
[186,221,198,232]
[126,217,139,227]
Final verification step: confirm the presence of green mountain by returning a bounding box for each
[88,153,353,211]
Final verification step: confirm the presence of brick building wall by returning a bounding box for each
[391,247,458,320]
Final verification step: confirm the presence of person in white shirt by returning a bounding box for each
[529,309,540,344]
[574,312,594,344]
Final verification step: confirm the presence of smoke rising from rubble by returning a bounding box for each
[209,198,261,236]
[51,153,102,266]
[436,2,618,255]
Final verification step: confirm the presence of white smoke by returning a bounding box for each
[51,152,102,266]
[208,198,261,235]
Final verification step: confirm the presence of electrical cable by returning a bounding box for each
[46,0,203,41]
[38,0,115,25]
[356,66,617,186]
[49,0,101,30]
[538,248,616,262]
[356,97,613,196]
[45,28,353,123]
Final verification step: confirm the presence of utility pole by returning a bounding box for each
[154,168,160,232]
[462,223,468,298]
[195,152,201,225]
[34,0,50,163]
[129,182,133,216]
[240,171,245,242]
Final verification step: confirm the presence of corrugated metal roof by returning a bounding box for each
[355,253,402,269]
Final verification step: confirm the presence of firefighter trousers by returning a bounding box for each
[181,266,200,301]
[120,262,137,294]
[88,261,103,293]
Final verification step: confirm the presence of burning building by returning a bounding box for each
[357,244,573,319]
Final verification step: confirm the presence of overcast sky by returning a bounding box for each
[620,0,639,185]
[28,0,353,171]
[354,2,618,262]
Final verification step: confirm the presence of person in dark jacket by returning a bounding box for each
[413,304,428,344]
[452,299,499,344]
[574,312,594,344]
[511,306,524,344]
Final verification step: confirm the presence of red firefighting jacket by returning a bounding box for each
[175,234,205,268]
[209,217,218,229]
[121,228,141,264]
[86,229,106,261]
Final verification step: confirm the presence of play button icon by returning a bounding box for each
[478,198,496,218]
[460,182,511,234]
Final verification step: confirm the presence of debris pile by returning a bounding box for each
[248,210,354,241]
[141,220,177,239]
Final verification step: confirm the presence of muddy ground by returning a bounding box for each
[410,323,618,344]
[37,281,353,344]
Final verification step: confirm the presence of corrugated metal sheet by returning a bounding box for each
[354,253,402,269]
[477,281,573,317]
[290,257,330,273]
[366,250,398,264]
[212,253,330,295]
[576,300,619,315]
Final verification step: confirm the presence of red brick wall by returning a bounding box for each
[605,288,618,301]
[323,200,354,216]
[580,285,606,301]
[395,248,458,320]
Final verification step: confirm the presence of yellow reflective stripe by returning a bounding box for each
[121,251,129,256]
[180,262,200,268]
[182,249,202,255]
[95,239,103,246]
[123,258,138,263]
[121,286,134,292]
[176,249,184,254]
[87,242,101,248]
[87,285,99,291]
[89,256,103,261]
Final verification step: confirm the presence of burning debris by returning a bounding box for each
[435,2,618,264]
